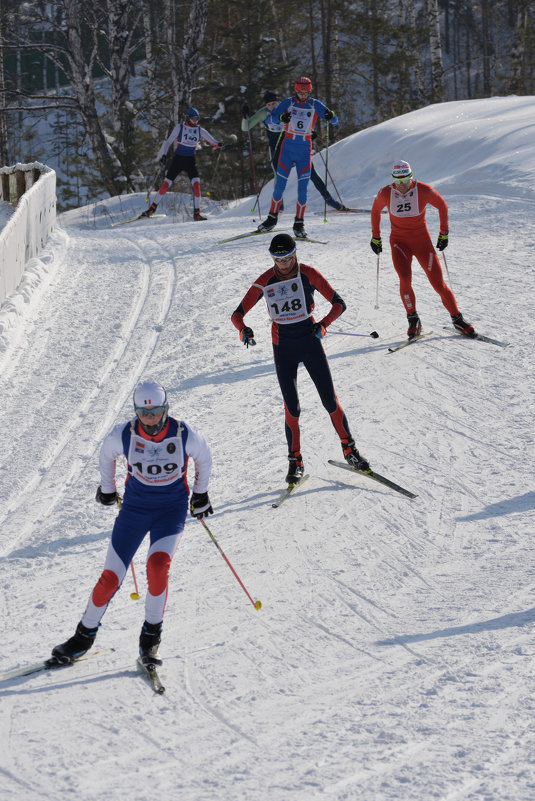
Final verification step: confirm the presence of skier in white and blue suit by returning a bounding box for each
[257,77,338,238]
[50,380,213,668]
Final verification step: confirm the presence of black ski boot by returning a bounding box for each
[406,312,422,339]
[139,620,163,667]
[451,312,476,338]
[193,209,207,221]
[51,621,98,665]
[257,213,278,232]
[140,202,158,218]
[293,218,307,239]
[342,439,370,472]
[286,452,304,485]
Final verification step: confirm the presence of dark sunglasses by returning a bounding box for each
[135,405,166,418]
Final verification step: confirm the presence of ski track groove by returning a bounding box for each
[0,230,181,559]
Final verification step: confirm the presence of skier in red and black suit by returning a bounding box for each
[231,233,370,484]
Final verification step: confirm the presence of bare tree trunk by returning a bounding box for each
[426,0,444,102]
[63,0,121,195]
[163,0,180,123]
[269,0,287,64]
[142,0,159,138]
[308,0,318,92]
[107,0,141,188]
[509,4,528,93]
[481,0,492,95]
[175,0,209,114]
[319,0,332,102]
[0,0,9,164]
[399,0,425,104]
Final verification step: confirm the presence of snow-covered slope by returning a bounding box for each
[0,95,534,801]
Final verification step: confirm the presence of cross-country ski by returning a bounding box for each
[328,460,417,499]
[272,474,310,508]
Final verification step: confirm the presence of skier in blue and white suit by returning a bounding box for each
[142,106,223,221]
[257,77,338,239]
[51,380,213,668]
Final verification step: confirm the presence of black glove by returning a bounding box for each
[436,231,449,251]
[217,142,225,149]
[190,491,213,519]
[280,111,291,123]
[159,154,167,167]
[370,237,382,254]
[96,486,118,506]
[312,322,326,339]
[242,104,250,119]
[324,109,335,121]
[239,326,256,347]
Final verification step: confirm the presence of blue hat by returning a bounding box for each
[187,107,200,119]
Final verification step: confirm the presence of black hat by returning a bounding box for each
[263,90,278,104]
[269,233,296,257]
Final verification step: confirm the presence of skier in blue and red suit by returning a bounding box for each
[231,233,370,485]
[50,380,213,669]
[257,77,339,239]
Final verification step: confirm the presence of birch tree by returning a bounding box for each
[426,0,444,102]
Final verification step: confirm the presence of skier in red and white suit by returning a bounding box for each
[50,380,212,667]
[370,161,476,339]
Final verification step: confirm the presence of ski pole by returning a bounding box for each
[317,147,343,205]
[115,493,140,600]
[198,518,262,610]
[441,251,453,288]
[329,330,379,338]
[244,116,261,216]
[374,255,380,309]
[207,148,223,197]
[129,562,140,601]
[251,169,271,215]
[323,123,330,222]
[145,164,163,203]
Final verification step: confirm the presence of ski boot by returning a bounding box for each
[451,313,476,338]
[193,210,207,221]
[139,620,163,667]
[342,440,370,472]
[406,312,422,340]
[257,213,278,232]
[286,452,304,485]
[293,219,307,239]
[140,202,158,218]
[51,621,98,665]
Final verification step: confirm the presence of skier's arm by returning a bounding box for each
[371,188,389,238]
[241,107,268,132]
[200,127,221,148]
[157,124,181,161]
[313,99,338,125]
[184,423,212,493]
[420,183,449,234]
[98,424,125,494]
[231,280,265,331]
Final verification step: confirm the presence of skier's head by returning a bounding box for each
[263,90,278,108]
[294,77,312,99]
[391,160,413,184]
[269,233,298,278]
[186,107,200,124]
[133,380,169,436]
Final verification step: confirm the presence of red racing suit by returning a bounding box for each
[371,181,459,316]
